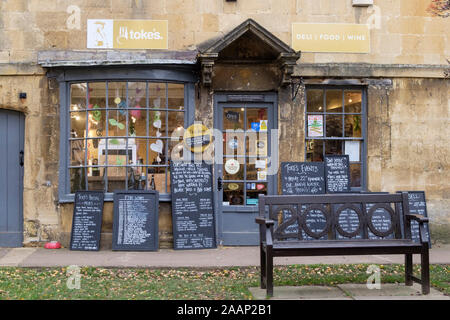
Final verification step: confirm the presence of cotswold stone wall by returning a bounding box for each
[0,0,448,65]
[367,78,450,242]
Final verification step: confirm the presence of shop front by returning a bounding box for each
[1,3,448,248]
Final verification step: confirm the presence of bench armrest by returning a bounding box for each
[406,214,429,223]
[255,217,275,226]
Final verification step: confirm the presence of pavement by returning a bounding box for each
[1,244,449,300]
[1,244,450,268]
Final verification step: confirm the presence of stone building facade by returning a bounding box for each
[0,0,448,247]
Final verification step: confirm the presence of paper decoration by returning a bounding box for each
[130,105,141,119]
[114,97,121,105]
[150,140,163,154]
[251,122,260,132]
[153,119,162,129]
[109,118,125,130]
[92,104,102,121]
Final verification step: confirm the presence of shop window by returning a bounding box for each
[305,87,366,189]
[68,81,186,196]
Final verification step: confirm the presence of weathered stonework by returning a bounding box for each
[0,0,448,246]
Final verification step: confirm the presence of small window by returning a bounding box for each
[68,81,186,195]
[305,87,365,189]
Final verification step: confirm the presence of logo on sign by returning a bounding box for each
[87,19,168,49]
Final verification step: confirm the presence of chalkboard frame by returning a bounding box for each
[112,190,159,251]
[398,190,432,248]
[70,190,105,251]
[324,154,351,194]
[281,161,326,195]
[170,161,217,250]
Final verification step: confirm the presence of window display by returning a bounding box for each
[69,81,185,194]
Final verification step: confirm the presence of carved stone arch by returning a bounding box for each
[198,19,300,87]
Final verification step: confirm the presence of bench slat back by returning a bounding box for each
[258,193,410,241]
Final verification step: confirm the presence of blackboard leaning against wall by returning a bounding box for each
[112,190,159,251]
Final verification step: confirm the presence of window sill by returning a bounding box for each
[59,192,172,203]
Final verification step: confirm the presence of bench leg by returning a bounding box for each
[260,245,266,289]
[421,248,430,295]
[405,254,413,286]
[266,246,273,297]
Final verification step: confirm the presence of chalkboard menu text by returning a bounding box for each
[401,191,431,248]
[112,190,159,251]
[171,161,216,250]
[325,155,351,193]
[281,162,325,195]
[70,191,104,251]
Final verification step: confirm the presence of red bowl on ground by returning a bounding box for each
[44,241,61,249]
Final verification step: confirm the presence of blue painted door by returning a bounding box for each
[214,95,277,245]
[0,109,24,247]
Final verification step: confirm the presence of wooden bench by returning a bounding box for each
[255,192,430,296]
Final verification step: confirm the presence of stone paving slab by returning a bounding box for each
[338,283,450,300]
[249,286,351,300]
[250,283,449,300]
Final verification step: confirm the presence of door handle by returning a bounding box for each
[217,177,223,191]
[19,151,24,167]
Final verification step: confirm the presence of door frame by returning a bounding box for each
[213,92,278,245]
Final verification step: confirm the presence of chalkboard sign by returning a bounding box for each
[112,190,159,251]
[281,162,325,195]
[170,161,216,250]
[70,191,104,251]
[398,191,431,248]
[280,162,326,239]
[325,155,351,193]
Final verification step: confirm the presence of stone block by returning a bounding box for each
[400,0,429,17]
[202,13,219,33]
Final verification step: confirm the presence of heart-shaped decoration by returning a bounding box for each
[150,140,163,154]
[153,119,162,129]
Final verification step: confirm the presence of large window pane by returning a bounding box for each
[307,89,323,112]
[326,115,343,137]
[345,90,362,113]
[168,83,184,110]
[306,139,324,162]
[345,115,362,137]
[326,90,343,112]
[70,83,87,111]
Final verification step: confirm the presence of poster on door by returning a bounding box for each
[307,115,323,137]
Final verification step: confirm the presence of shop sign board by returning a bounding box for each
[87,19,168,49]
[170,161,216,250]
[292,23,370,53]
[112,190,159,251]
[324,155,351,193]
[70,191,104,251]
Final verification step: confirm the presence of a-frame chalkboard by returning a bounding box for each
[112,190,159,251]
[170,161,216,250]
[70,191,104,251]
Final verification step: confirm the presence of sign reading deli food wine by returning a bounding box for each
[87,19,168,49]
[292,23,370,53]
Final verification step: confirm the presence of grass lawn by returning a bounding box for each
[0,264,448,300]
